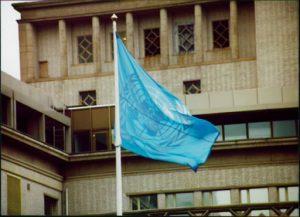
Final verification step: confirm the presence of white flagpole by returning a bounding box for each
[111,14,123,216]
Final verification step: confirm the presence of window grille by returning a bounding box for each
[178,24,194,53]
[212,20,229,48]
[183,80,201,94]
[144,28,160,56]
[79,90,96,106]
[78,35,93,63]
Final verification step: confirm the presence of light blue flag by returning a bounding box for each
[116,34,219,171]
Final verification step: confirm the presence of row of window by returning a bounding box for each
[216,120,298,141]
[131,186,299,216]
[77,20,229,64]
[77,79,201,107]
[71,119,298,154]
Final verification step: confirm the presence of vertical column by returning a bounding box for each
[65,126,72,153]
[268,187,278,216]
[157,193,166,209]
[160,8,169,68]
[194,4,203,64]
[59,19,68,77]
[194,191,202,206]
[92,16,101,73]
[230,189,240,204]
[39,114,45,142]
[230,0,239,59]
[126,12,134,55]
[19,23,38,82]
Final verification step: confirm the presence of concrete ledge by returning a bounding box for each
[233,89,257,106]
[186,93,209,110]
[282,86,298,103]
[210,91,234,108]
[258,87,282,104]
[186,86,298,115]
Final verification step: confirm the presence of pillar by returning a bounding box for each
[230,0,239,59]
[126,12,134,55]
[230,189,240,204]
[157,193,166,209]
[160,8,169,68]
[19,23,38,82]
[194,4,203,64]
[92,16,101,73]
[268,187,278,216]
[59,19,68,77]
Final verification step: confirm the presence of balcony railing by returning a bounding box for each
[120,202,299,216]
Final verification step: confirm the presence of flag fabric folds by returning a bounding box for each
[116,34,219,171]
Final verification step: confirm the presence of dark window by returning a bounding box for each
[144,28,160,56]
[131,195,158,210]
[183,80,201,94]
[224,123,247,141]
[273,120,296,138]
[79,90,96,106]
[44,195,58,215]
[73,131,91,153]
[78,35,93,63]
[1,94,10,126]
[212,20,229,48]
[45,116,66,151]
[178,24,194,53]
[93,131,108,151]
[16,102,42,140]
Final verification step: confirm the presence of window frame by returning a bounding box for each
[202,190,231,206]
[212,19,230,49]
[79,90,97,106]
[77,35,93,64]
[130,194,158,211]
[175,22,195,54]
[166,192,194,208]
[144,28,160,57]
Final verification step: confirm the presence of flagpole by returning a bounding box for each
[111,14,123,216]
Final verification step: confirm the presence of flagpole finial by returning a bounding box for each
[111,14,118,21]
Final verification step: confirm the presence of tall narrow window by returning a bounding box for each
[45,117,66,151]
[7,175,21,215]
[212,20,229,48]
[144,28,160,56]
[79,90,96,106]
[93,131,108,151]
[178,24,194,53]
[44,195,58,215]
[78,35,93,63]
[73,131,91,153]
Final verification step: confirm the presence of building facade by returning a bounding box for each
[1,0,299,215]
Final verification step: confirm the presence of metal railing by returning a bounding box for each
[121,202,299,216]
